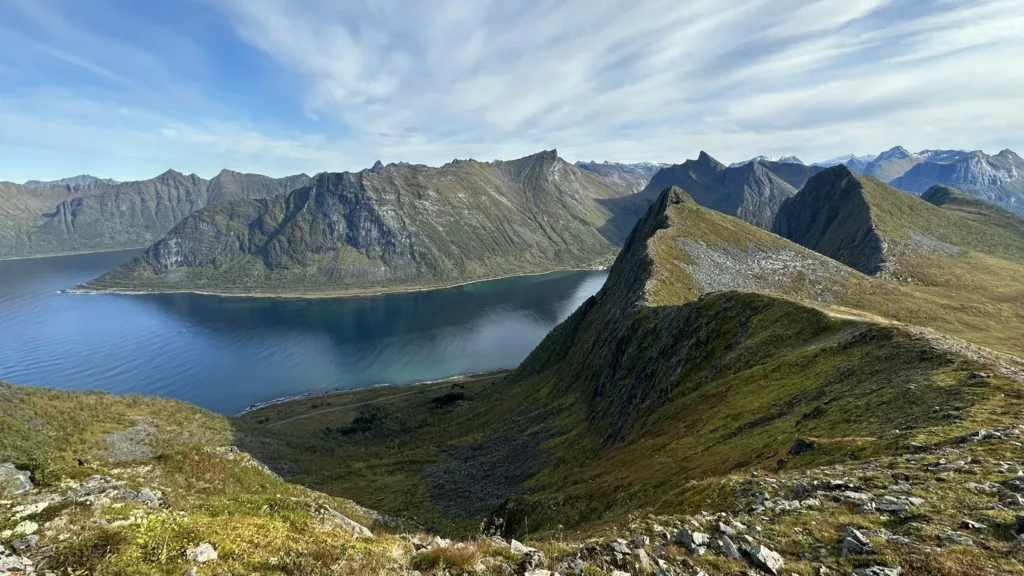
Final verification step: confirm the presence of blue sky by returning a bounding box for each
[1,0,1022,182]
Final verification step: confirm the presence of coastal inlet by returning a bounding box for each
[0,249,607,414]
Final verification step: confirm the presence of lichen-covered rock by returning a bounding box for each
[852,567,901,576]
[185,542,218,563]
[0,463,33,496]
[743,544,785,576]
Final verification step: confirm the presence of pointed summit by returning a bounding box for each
[696,150,725,171]
[878,145,912,160]
[370,160,385,173]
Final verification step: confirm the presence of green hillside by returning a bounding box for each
[232,187,1024,575]
[5,184,1024,575]
[79,151,631,296]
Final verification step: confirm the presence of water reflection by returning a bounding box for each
[0,251,606,414]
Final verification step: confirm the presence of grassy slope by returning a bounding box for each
[7,185,1024,574]
[236,188,1024,545]
[772,168,1024,356]
[0,381,403,575]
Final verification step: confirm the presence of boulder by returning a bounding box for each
[842,527,871,556]
[10,535,38,554]
[556,557,584,575]
[0,552,33,574]
[321,505,373,538]
[510,539,535,555]
[185,542,218,563]
[938,532,974,547]
[874,496,910,513]
[960,519,987,530]
[633,548,655,572]
[851,567,901,576]
[743,544,784,575]
[0,463,33,496]
[609,539,632,555]
[674,528,711,552]
[717,535,741,559]
[634,534,650,547]
[519,550,546,572]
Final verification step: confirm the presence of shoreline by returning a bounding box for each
[0,246,148,262]
[232,368,513,417]
[67,262,611,301]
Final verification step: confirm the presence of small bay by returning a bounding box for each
[0,250,606,414]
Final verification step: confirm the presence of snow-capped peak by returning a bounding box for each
[876,146,912,161]
[728,154,804,168]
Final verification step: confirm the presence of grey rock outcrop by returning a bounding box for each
[0,464,33,496]
[185,542,218,563]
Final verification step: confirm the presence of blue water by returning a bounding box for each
[0,250,606,414]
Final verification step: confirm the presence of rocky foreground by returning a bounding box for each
[3,422,1023,575]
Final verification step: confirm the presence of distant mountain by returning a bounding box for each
[0,170,310,259]
[82,151,633,296]
[848,146,969,182]
[728,154,803,168]
[891,149,1024,216]
[811,153,876,170]
[810,148,971,182]
[22,175,119,188]
[603,151,799,232]
[574,161,668,194]
[773,165,1024,278]
[756,159,825,190]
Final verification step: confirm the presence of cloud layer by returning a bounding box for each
[1,0,1022,180]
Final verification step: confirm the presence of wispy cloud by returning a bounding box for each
[0,0,1022,180]
[212,0,1024,165]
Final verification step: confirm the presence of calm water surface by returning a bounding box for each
[0,250,606,414]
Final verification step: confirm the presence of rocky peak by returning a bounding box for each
[369,160,385,174]
[877,146,912,160]
[997,149,1022,162]
[696,151,726,172]
[156,169,186,180]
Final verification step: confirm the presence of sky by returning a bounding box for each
[0,0,1022,182]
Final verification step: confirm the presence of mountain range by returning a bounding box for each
[728,153,803,167]
[3,161,1024,574]
[81,151,634,296]
[574,160,668,194]
[599,151,821,234]
[0,170,310,259]
[22,175,119,188]
[807,146,1024,216]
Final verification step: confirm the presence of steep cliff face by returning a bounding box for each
[774,165,1024,280]
[0,170,310,258]
[771,166,886,275]
[84,151,631,294]
[892,149,1024,215]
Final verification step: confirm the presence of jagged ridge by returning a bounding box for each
[0,170,310,258]
[82,151,633,295]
